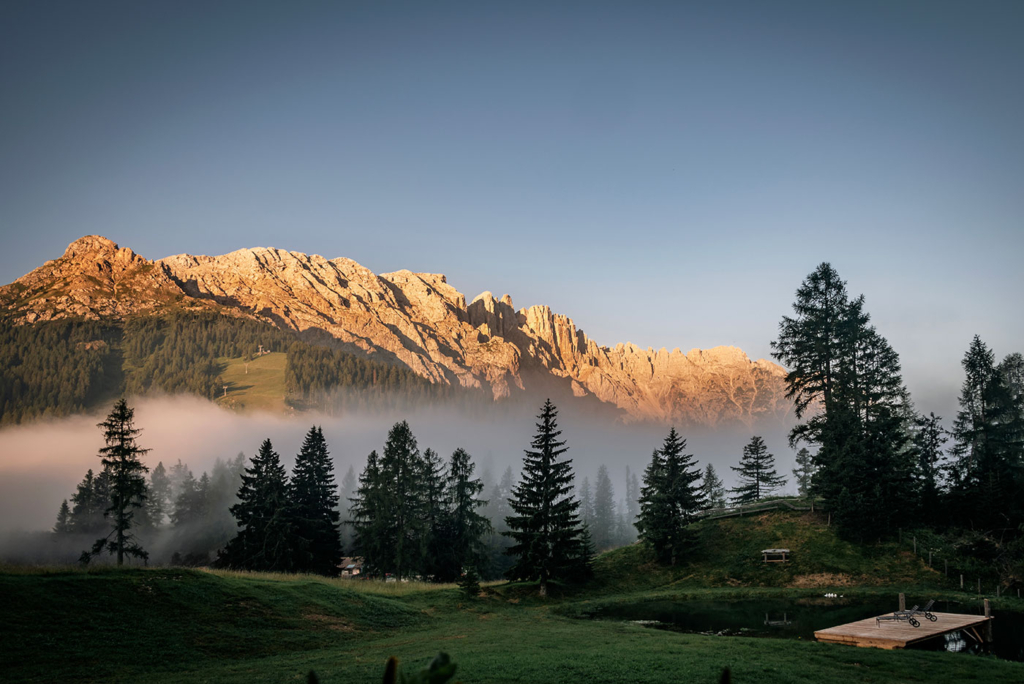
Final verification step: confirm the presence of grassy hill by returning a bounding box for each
[592,509,942,595]
[4,513,1023,683]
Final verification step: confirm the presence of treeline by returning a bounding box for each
[121,312,294,398]
[348,421,491,582]
[771,264,1024,586]
[0,310,450,423]
[55,448,248,566]
[284,342,448,410]
[0,319,122,424]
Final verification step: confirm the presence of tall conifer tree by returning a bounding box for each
[83,399,150,566]
[730,436,786,504]
[219,439,293,571]
[593,465,616,551]
[350,450,390,576]
[636,429,704,565]
[53,500,72,535]
[701,464,726,510]
[504,400,584,596]
[436,448,491,582]
[772,264,917,539]
[791,448,817,496]
[578,478,594,526]
[291,426,343,575]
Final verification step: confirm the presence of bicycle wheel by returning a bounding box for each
[927,614,937,622]
[910,618,920,627]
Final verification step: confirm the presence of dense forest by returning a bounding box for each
[0,310,447,424]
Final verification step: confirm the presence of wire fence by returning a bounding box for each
[896,530,1021,600]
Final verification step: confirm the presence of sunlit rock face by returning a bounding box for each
[1,236,792,427]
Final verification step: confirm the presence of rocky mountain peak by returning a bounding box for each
[1,236,791,426]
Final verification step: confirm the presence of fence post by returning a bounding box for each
[928,550,932,566]
[984,598,993,643]
[899,593,905,612]
[960,574,964,589]
[913,537,917,555]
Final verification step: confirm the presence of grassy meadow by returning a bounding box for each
[216,352,289,413]
[4,511,1021,683]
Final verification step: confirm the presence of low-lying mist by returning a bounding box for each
[0,394,795,563]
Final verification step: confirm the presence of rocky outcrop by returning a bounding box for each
[1,236,792,426]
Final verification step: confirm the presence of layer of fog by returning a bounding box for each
[0,394,795,553]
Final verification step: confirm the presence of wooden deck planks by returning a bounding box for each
[814,612,993,650]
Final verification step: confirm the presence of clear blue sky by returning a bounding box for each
[2,1,1022,419]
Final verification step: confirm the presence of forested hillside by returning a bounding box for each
[0,310,444,424]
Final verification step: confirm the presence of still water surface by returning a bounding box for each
[591,598,1023,661]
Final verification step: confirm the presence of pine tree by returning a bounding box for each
[338,465,357,550]
[83,398,150,566]
[436,448,491,582]
[573,524,596,581]
[772,264,917,540]
[730,436,786,504]
[791,448,817,497]
[53,500,72,535]
[913,412,946,511]
[350,450,389,576]
[171,467,205,527]
[219,439,294,571]
[624,466,640,542]
[290,426,343,575]
[147,461,171,527]
[701,464,726,510]
[636,428,704,565]
[69,469,110,535]
[578,477,594,526]
[379,421,428,579]
[593,465,616,551]
[504,400,584,596]
[420,447,448,580]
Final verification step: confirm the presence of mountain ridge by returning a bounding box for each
[1,235,792,426]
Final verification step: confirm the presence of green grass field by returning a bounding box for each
[216,352,289,413]
[3,512,1021,683]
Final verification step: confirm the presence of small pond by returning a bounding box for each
[590,598,1024,662]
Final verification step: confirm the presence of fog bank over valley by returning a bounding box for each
[0,394,794,538]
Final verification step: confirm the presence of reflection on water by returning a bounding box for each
[590,598,1023,662]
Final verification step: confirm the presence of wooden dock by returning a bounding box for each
[815,612,993,650]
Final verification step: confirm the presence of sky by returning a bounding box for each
[1,1,1022,420]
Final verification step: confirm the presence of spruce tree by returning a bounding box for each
[578,477,595,526]
[791,448,817,497]
[171,468,202,527]
[730,436,786,504]
[290,426,343,575]
[420,447,448,580]
[624,466,640,542]
[913,413,946,511]
[70,469,110,535]
[53,500,72,535]
[219,439,293,571]
[636,429,704,565]
[350,450,390,576]
[504,399,584,596]
[338,465,358,551]
[772,264,917,540]
[437,448,491,582]
[701,464,726,510]
[83,398,150,566]
[593,465,616,551]
[379,421,428,580]
[147,461,171,527]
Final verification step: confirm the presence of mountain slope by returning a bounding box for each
[1,236,791,426]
